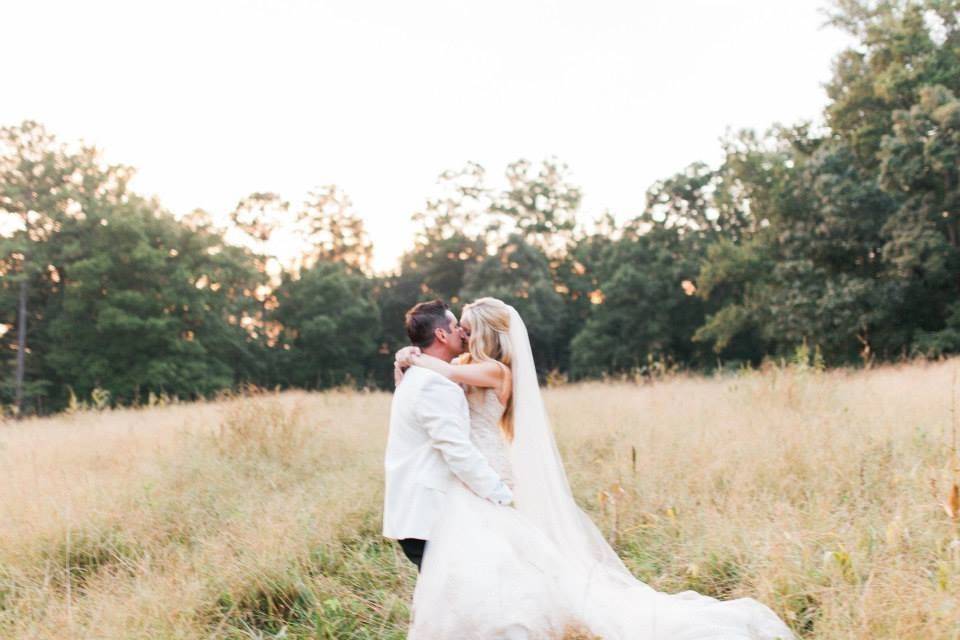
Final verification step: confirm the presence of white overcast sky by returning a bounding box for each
[3,0,854,272]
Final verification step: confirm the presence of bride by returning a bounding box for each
[394,297,794,640]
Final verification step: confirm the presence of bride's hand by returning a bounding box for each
[394,345,422,368]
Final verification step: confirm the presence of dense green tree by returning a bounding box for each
[552,213,620,372]
[690,124,905,365]
[568,159,734,378]
[39,195,263,408]
[691,236,775,359]
[570,224,707,377]
[880,84,960,354]
[825,0,960,169]
[0,121,132,415]
[271,261,381,388]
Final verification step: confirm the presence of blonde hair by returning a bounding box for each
[460,297,515,442]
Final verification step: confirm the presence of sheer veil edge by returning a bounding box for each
[506,305,631,580]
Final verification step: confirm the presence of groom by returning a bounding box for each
[382,299,513,572]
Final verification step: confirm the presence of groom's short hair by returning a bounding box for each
[405,299,450,348]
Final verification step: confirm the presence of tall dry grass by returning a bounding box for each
[1,359,959,639]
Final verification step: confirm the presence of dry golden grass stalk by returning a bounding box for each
[2,358,960,638]
[946,483,960,521]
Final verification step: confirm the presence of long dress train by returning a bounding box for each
[407,387,794,640]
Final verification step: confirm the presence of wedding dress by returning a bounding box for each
[407,308,795,640]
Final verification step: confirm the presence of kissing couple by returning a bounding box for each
[383,297,794,639]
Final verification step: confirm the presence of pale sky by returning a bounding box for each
[3,0,853,273]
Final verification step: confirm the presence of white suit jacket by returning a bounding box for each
[382,366,513,540]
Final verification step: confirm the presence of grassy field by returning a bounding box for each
[1,359,959,639]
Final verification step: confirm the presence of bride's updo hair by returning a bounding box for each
[460,297,514,442]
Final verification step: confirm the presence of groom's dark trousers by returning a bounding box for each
[398,538,426,572]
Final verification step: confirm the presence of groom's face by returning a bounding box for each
[439,310,466,356]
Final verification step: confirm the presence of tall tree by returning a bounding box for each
[570,225,709,377]
[0,121,131,416]
[271,261,382,388]
[41,195,262,407]
[400,162,491,303]
[825,0,960,169]
[880,84,960,354]
[297,185,373,274]
[688,125,903,365]
[491,158,582,256]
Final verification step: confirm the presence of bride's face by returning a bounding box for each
[458,315,472,346]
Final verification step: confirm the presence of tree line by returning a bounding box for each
[2,0,959,416]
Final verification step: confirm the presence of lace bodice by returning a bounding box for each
[466,386,513,488]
